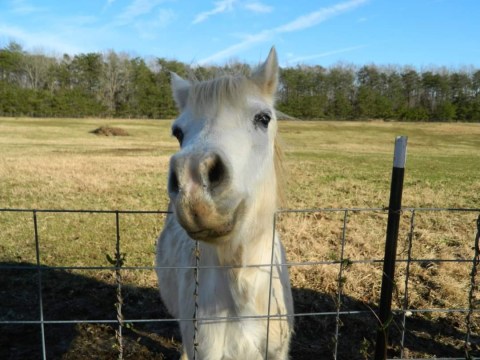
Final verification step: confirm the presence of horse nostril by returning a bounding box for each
[208,155,225,187]
[169,170,180,195]
[200,153,228,191]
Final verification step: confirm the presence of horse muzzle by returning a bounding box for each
[168,150,243,242]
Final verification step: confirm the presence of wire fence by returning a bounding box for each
[0,206,479,359]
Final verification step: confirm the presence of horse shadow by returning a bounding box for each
[0,261,478,359]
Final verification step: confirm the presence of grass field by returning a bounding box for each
[0,117,479,359]
[1,118,479,210]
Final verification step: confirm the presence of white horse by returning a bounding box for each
[156,48,293,360]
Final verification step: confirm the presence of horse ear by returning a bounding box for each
[251,47,279,97]
[171,72,190,110]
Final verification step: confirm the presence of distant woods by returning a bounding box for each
[1,42,479,121]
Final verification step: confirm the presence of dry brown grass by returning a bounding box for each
[0,117,479,359]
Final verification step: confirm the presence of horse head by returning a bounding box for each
[167,48,280,243]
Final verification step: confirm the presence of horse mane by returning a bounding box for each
[186,72,286,208]
[274,137,286,208]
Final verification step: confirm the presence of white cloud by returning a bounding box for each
[192,1,272,25]
[116,0,167,24]
[199,0,369,64]
[0,23,85,54]
[0,0,177,55]
[107,0,176,42]
[133,8,177,39]
[102,0,115,12]
[9,0,44,15]
[199,30,272,64]
[103,0,116,11]
[67,15,98,27]
[193,0,236,24]
[157,8,176,26]
[244,2,273,14]
[275,0,367,33]
[287,45,366,64]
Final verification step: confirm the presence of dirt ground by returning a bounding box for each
[1,252,478,359]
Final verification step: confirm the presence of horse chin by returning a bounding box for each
[180,217,235,243]
[175,199,245,244]
[187,226,232,243]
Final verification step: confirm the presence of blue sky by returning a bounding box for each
[1,0,479,68]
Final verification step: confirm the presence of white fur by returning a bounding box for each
[156,48,293,360]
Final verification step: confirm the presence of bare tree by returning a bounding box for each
[22,52,55,89]
[100,50,132,115]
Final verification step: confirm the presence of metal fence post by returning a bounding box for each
[374,136,408,360]
[33,210,47,360]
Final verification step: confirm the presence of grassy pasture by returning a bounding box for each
[0,117,479,359]
[0,118,479,210]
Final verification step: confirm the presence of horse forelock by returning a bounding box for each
[187,74,252,116]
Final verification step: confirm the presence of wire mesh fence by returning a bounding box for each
[0,207,479,359]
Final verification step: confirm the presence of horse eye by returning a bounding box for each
[254,112,271,129]
[172,126,184,145]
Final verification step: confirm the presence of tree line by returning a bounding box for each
[1,42,479,121]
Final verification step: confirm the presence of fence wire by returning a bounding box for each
[0,207,479,359]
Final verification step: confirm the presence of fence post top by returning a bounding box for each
[393,136,408,169]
